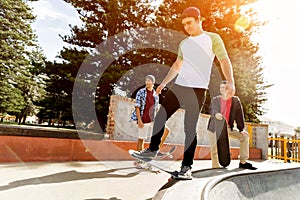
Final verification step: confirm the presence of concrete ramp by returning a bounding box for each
[153,161,300,200]
[204,168,300,200]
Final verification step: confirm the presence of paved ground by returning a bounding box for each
[0,160,207,200]
[0,160,299,200]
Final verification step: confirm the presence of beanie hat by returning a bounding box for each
[146,75,155,83]
[181,7,205,21]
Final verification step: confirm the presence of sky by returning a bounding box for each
[28,0,300,128]
[250,0,300,127]
[28,0,82,61]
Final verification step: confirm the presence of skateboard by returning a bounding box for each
[215,118,231,167]
[131,146,176,172]
[129,146,176,171]
[129,146,189,180]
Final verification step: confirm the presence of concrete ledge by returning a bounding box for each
[0,124,103,140]
[0,124,261,162]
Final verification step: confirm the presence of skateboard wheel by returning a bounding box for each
[168,177,173,182]
[133,161,139,167]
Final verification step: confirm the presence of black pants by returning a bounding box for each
[149,84,206,166]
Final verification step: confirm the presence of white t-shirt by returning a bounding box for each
[175,32,228,88]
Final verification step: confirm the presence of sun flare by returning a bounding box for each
[252,0,300,127]
[253,0,300,26]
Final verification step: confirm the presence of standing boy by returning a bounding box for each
[130,75,159,152]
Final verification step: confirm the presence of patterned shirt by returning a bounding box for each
[130,87,159,122]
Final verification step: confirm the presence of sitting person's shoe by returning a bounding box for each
[239,162,257,170]
[177,165,193,180]
[135,148,158,159]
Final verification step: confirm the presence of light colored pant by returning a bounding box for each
[208,128,249,168]
[131,121,154,139]
[138,122,153,139]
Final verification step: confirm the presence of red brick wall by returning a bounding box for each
[106,95,135,139]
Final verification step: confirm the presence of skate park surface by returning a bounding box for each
[1,159,299,200]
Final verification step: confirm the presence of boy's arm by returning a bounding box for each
[156,58,182,94]
[135,107,143,128]
[219,57,235,98]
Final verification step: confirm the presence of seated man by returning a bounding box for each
[207,81,257,170]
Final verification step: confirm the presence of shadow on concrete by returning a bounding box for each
[192,167,244,179]
[85,198,122,200]
[0,167,139,191]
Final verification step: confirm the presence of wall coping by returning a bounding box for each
[0,124,103,140]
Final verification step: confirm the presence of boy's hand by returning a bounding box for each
[137,119,144,128]
[156,84,165,95]
[215,113,223,120]
[226,82,235,98]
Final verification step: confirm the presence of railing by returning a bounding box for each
[268,136,300,163]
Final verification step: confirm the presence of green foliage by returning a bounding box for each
[50,0,270,130]
[60,0,162,130]
[0,0,45,123]
[35,48,89,125]
[154,0,270,122]
[295,127,300,134]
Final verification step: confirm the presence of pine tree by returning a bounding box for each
[0,0,45,123]
[60,0,160,130]
[155,0,271,122]
[56,0,270,130]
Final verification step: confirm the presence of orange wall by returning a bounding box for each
[0,136,261,162]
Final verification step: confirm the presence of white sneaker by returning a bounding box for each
[177,165,193,180]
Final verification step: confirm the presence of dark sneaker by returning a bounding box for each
[177,165,193,180]
[156,151,169,160]
[156,151,165,157]
[239,162,257,170]
[135,148,158,159]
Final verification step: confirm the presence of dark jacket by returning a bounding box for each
[207,96,245,132]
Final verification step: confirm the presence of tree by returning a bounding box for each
[35,48,89,126]
[295,127,300,134]
[154,0,271,122]
[57,0,270,131]
[0,0,45,123]
[61,0,164,131]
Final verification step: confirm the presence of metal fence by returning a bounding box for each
[268,135,300,163]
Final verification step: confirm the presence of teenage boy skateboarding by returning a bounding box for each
[135,6,235,179]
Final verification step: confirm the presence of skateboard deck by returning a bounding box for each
[129,146,176,172]
[129,146,189,180]
[215,118,231,167]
